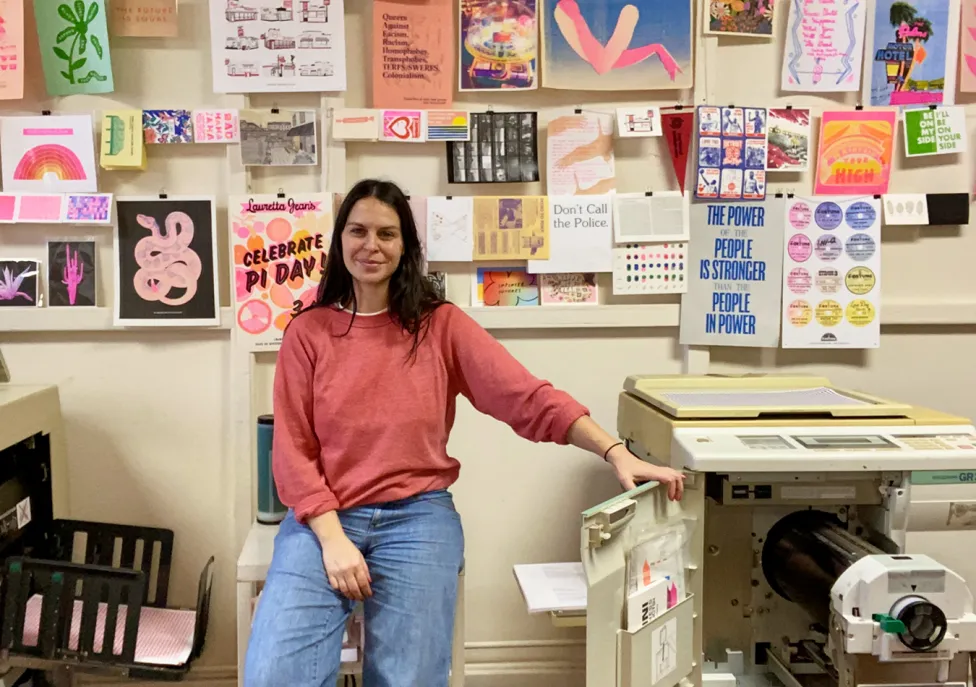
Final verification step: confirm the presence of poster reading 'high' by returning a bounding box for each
[231,193,333,351]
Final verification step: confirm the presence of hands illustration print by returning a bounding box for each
[553,0,681,81]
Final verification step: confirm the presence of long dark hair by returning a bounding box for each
[315,179,445,356]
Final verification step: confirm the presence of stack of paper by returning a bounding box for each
[513,562,587,614]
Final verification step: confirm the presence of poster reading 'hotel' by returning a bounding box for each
[372,0,454,108]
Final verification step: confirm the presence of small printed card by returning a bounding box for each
[193,109,240,143]
[143,109,193,144]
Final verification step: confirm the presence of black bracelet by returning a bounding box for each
[603,442,624,461]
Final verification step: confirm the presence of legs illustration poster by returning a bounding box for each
[230,193,333,351]
[113,197,220,326]
[865,0,960,106]
[541,0,692,90]
[0,115,98,193]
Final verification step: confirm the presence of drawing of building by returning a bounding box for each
[225,0,257,21]
[226,26,259,49]
[262,55,297,78]
[299,0,328,23]
[261,0,293,22]
[262,28,296,49]
[298,30,329,48]
[226,59,260,77]
[299,61,333,76]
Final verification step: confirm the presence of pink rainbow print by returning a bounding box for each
[14,144,87,182]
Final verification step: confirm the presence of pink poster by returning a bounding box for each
[814,110,895,196]
[962,0,976,91]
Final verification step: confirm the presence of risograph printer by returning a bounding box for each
[518,374,976,687]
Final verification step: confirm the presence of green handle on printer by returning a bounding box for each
[872,613,906,634]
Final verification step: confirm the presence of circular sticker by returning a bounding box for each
[787,267,811,294]
[815,268,841,294]
[814,202,843,230]
[846,299,876,327]
[788,300,812,326]
[787,234,812,262]
[815,234,842,261]
[789,202,812,229]
[845,201,877,229]
[845,266,876,295]
[816,300,843,326]
[845,233,876,262]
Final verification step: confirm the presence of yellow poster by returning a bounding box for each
[472,196,548,260]
[100,110,146,170]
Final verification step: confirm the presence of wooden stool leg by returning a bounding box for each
[450,569,465,687]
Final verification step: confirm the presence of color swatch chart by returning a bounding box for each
[613,242,688,295]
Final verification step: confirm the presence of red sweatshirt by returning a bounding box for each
[272,304,591,522]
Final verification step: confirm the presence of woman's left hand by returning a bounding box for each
[606,444,686,501]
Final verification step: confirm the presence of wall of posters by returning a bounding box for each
[781,196,881,349]
[541,0,692,90]
[208,0,347,93]
[903,106,967,156]
[372,0,453,109]
[113,197,220,326]
[231,193,333,351]
[815,110,895,195]
[695,105,767,201]
[864,0,960,107]
[781,0,866,92]
[459,0,537,91]
[679,200,784,347]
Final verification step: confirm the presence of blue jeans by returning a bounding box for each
[243,490,465,687]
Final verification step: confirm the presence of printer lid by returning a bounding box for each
[622,374,913,420]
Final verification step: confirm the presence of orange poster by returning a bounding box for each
[372,0,453,109]
[110,0,178,37]
[0,0,24,100]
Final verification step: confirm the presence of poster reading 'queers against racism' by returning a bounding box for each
[231,193,334,351]
[679,199,784,348]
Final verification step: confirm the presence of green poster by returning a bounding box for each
[903,106,967,157]
[34,0,114,96]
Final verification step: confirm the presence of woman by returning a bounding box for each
[244,179,685,687]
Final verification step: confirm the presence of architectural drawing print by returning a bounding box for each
[239,109,317,166]
[209,0,346,92]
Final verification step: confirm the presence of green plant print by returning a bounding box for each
[53,0,108,84]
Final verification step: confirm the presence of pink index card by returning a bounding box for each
[16,194,64,222]
[0,194,17,222]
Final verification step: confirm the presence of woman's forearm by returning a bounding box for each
[566,415,622,460]
[307,510,345,542]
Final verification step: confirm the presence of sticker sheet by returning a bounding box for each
[472,196,548,260]
[781,0,866,92]
[766,108,811,172]
[459,0,537,91]
[903,106,966,156]
[446,111,539,183]
[0,0,24,100]
[231,193,333,351]
[208,0,347,93]
[113,197,220,326]
[815,110,895,195]
[612,242,688,295]
[239,109,317,166]
[864,0,960,107]
[47,239,97,307]
[546,113,615,196]
[695,105,767,201]
[34,0,114,95]
[0,259,40,307]
[781,196,881,348]
[539,273,598,305]
[541,0,692,91]
[706,0,774,36]
[0,115,98,193]
[372,0,453,108]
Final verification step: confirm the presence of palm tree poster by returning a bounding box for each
[34,0,114,96]
[540,0,693,90]
[864,0,960,107]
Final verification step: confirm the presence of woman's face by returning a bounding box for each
[341,197,404,288]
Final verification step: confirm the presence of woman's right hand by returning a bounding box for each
[321,531,372,600]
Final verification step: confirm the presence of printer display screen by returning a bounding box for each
[791,435,897,449]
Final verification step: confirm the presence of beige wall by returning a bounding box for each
[2,0,976,684]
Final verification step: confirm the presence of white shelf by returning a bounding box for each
[2,306,235,333]
[237,520,279,583]
[4,299,976,335]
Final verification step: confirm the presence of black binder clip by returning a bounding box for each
[787,193,795,198]
[645,191,654,197]
[873,194,881,199]
[159,192,168,199]
[785,105,793,111]
[574,108,583,114]
[277,189,286,198]
[929,104,938,110]
[674,104,684,110]
[855,104,864,111]
[41,110,51,116]
[446,195,453,200]
[775,192,784,198]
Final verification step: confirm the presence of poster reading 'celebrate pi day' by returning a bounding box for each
[231,193,333,351]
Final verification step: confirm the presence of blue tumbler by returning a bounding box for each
[256,415,286,524]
